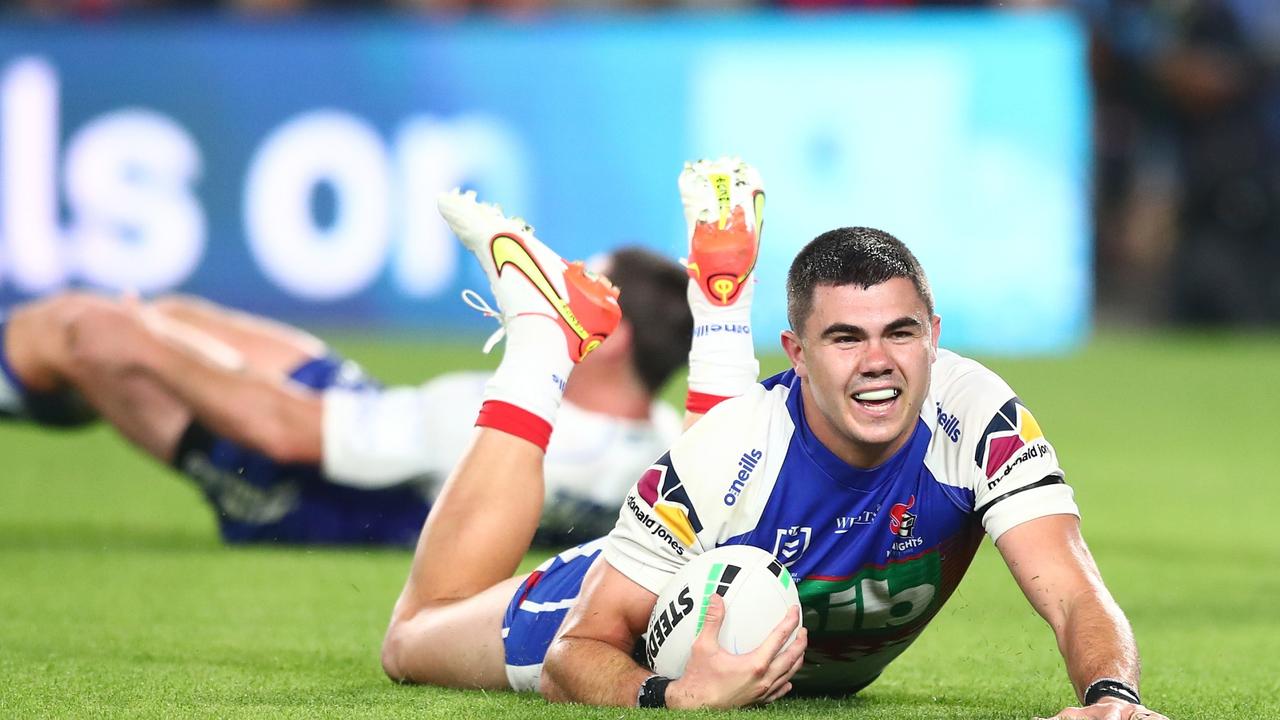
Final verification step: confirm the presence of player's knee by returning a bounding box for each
[380,620,413,683]
[147,294,208,323]
[64,304,143,371]
[27,292,114,344]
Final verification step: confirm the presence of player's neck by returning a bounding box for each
[563,359,651,420]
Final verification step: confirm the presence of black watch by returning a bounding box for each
[637,674,672,709]
[1084,678,1141,706]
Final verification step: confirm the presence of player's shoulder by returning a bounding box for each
[671,372,795,461]
[925,348,1054,489]
[663,371,797,507]
[929,348,1016,410]
[926,349,1023,474]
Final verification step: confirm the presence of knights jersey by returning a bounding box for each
[603,349,1077,694]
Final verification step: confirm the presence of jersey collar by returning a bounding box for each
[783,371,930,492]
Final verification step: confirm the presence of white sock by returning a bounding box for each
[482,315,574,425]
[686,279,759,400]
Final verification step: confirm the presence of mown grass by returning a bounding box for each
[1,332,1276,718]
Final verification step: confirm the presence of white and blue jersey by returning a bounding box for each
[172,355,434,545]
[502,349,1077,693]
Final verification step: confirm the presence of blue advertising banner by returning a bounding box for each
[0,12,1090,354]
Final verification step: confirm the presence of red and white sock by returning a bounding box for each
[685,279,759,414]
[476,315,574,451]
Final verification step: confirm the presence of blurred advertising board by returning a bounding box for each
[0,12,1089,354]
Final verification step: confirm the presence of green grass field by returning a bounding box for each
[2,333,1277,719]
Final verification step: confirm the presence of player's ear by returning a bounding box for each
[781,329,807,378]
[929,315,941,361]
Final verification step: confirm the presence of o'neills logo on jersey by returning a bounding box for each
[935,402,961,443]
[637,453,703,548]
[693,322,751,337]
[723,448,763,506]
[645,585,695,666]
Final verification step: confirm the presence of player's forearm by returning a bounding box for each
[1057,587,1141,702]
[541,636,654,706]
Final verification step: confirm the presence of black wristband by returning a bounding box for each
[637,675,672,709]
[1084,678,1141,706]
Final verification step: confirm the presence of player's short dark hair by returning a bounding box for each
[608,246,693,395]
[786,226,934,332]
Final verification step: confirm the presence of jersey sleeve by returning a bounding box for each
[602,386,776,595]
[935,353,1079,542]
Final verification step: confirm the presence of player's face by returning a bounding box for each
[782,278,939,468]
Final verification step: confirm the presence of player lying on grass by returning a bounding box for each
[382,159,1169,720]
[0,247,690,545]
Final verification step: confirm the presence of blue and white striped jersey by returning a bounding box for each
[603,349,1078,693]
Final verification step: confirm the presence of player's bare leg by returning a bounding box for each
[382,190,621,689]
[65,295,327,465]
[0,292,192,460]
[2,292,113,402]
[145,294,326,379]
[680,158,764,425]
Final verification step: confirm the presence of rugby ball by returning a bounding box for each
[643,544,801,678]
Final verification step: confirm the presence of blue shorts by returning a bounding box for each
[172,355,430,546]
[501,537,609,691]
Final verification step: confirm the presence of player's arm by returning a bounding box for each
[68,301,322,464]
[541,557,805,708]
[996,515,1168,720]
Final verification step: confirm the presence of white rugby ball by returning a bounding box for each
[643,544,801,678]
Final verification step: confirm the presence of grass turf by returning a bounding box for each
[1,332,1277,719]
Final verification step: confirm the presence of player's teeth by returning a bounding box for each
[854,388,898,402]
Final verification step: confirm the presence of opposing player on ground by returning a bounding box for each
[0,246,689,545]
[384,159,1169,720]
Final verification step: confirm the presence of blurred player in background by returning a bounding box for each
[382,159,1168,720]
[0,245,690,546]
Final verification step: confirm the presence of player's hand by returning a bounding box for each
[1036,697,1170,720]
[664,593,807,710]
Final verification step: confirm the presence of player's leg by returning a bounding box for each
[59,301,196,461]
[681,158,765,425]
[382,191,621,688]
[0,292,110,425]
[145,294,326,379]
[0,292,192,459]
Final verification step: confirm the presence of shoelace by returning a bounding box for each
[460,289,508,355]
[461,288,560,355]
[458,285,512,353]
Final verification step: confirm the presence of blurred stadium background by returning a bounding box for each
[1,1,1277,718]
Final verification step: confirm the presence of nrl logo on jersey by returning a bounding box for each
[773,525,812,566]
